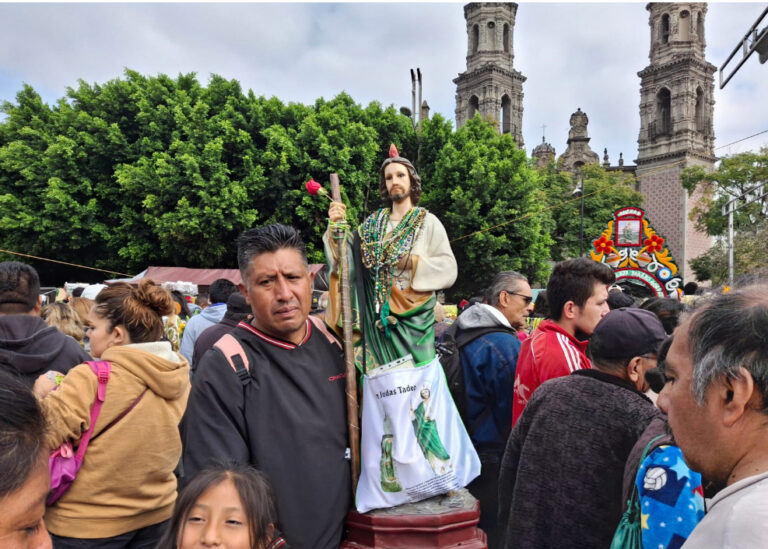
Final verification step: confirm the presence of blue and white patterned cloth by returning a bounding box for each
[637,444,705,549]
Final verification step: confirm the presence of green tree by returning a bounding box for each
[689,219,768,285]
[422,117,553,298]
[538,163,644,261]
[681,148,768,236]
[0,72,419,278]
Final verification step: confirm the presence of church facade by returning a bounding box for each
[454,2,716,280]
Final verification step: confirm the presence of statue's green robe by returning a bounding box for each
[324,210,457,371]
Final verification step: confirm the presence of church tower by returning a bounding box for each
[454,2,526,147]
[636,2,716,281]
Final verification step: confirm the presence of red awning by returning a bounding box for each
[111,264,326,289]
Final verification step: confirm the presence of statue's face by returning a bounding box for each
[384,162,411,204]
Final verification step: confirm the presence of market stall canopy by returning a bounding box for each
[106,264,326,292]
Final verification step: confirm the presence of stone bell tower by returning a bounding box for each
[636,2,716,281]
[454,2,526,147]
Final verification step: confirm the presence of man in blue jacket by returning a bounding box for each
[454,270,533,548]
[180,278,237,364]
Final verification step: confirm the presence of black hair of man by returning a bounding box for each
[0,261,40,314]
[208,278,238,305]
[645,336,673,393]
[0,369,47,497]
[532,290,549,319]
[683,281,699,296]
[607,291,635,310]
[223,293,251,322]
[546,258,615,321]
[236,224,308,281]
[639,297,684,335]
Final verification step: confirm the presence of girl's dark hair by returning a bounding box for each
[93,279,173,343]
[0,370,48,497]
[156,462,279,549]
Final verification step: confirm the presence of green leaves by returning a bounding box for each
[422,117,553,298]
[539,163,643,262]
[682,148,768,237]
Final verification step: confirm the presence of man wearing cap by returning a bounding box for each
[324,144,457,369]
[498,308,667,548]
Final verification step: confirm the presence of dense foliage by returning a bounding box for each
[1,70,646,292]
[538,163,644,262]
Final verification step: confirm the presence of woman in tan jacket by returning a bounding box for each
[35,279,190,548]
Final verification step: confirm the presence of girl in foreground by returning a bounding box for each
[157,464,288,549]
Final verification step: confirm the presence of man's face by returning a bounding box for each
[241,248,313,345]
[499,281,534,330]
[573,282,609,335]
[384,162,412,204]
[657,321,722,480]
[0,454,52,549]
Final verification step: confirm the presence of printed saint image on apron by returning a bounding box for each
[410,387,452,475]
[356,356,480,513]
[380,414,402,492]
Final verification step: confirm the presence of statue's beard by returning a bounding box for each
[389,192,409,203]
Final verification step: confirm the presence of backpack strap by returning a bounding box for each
[309,315,343,350]
[214,333,251,386]
[75,361,111,460]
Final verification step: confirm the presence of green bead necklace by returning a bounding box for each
[359,207,427,323]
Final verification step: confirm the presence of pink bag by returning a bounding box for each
[47,361,110,505]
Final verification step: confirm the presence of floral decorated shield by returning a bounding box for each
[590,207,683,298]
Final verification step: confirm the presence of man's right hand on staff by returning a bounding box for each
[329,201,347,222]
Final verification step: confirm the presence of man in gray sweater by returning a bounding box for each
[498,307,666,548]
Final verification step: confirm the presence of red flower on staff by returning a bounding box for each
[644,234,665,253]
[305,178,325,196]
[593,235,614,255]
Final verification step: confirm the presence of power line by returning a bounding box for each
[0,248,132,277]
[715,128,768,151]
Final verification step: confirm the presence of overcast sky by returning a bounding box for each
[1,2,766,165]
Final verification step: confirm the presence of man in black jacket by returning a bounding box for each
[190,292,251,373]
[498,308,666,549]
[181,224,350,549]
[0,261,90,386]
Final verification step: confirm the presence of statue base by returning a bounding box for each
[341,489,487,548]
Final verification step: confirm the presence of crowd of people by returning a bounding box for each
[1,144,767,549]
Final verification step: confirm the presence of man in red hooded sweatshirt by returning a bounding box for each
[511,257,614,425]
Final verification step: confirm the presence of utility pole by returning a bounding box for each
[722,181,768,286]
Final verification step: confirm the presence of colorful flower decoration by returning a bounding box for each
[644,234,665,254]
[593,235,615,255]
